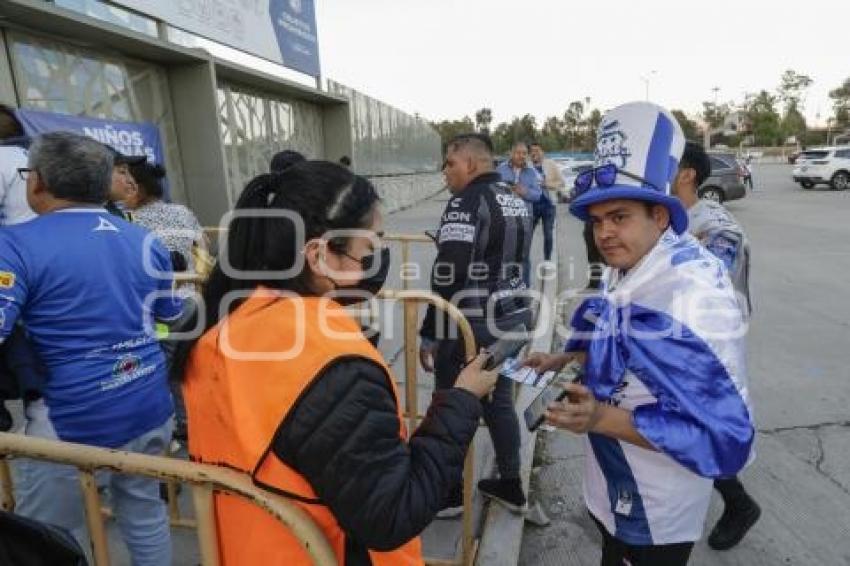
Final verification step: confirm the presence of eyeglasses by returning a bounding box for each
[574,163,659,198]
[16,168,34,181]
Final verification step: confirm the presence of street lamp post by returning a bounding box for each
[640,71,657,101]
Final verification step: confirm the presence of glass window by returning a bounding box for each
[709,157,730,170]
[53,0,158,37]
[8,31,185,202]
[801,151,830,160]
[834,149,850,159]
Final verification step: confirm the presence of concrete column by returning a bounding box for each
[0,29,19,106]
[167,60,232,226]
[322,101,353,166]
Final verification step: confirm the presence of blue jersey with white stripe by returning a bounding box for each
[567,229,754,544]
[0,208,182,448]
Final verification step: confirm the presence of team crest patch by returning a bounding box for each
[0,272,15,288]
[596,119,630,168]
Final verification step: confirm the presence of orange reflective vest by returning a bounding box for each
[183,290,423,566]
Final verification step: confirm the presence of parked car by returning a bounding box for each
[792,146,850,190]
[556,160,594,202]
[694,152,747,203]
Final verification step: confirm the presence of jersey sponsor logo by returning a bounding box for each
[94,217,119,232]
[442,211,471,223]
[0,271,15,289]
[494,193,530,217]
[439,222,476,243]
[101,353,155,391]
[0,294,13,329]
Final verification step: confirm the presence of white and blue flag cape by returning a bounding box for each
[566,228,755,545]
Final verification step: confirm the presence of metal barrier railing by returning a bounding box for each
[377,289,477,566]
[384,233,435,292]
[0,432,336,566]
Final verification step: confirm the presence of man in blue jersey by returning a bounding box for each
[525,102,754,565]
[0,132,182,565]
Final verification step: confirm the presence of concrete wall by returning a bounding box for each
[368,172,445,214]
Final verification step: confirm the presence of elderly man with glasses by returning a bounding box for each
[0,132,182,565]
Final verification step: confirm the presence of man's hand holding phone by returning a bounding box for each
[544,382,601,434]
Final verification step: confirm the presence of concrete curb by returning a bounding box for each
[475,221,560,566]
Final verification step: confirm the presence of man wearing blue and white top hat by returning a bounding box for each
[524,101,755,564]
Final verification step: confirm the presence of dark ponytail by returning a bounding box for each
[172,161,380,380]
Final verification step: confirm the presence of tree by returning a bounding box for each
[778,69,813,112]
[430,116,475,153]
[474,108,493,134]
[744,91,782,146]
[829,77,850,129]
[563,100,585,150]
[671,109,701,141]
[777,70,813,144]
[539,115,565,151]
[491,122,513,154]
[702,101,730,130]
[585,109,603,151]
[507,114,538,146]
[781,105,807,144]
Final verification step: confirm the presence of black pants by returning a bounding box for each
[592,515,694,566]
[714,475,748,506]
[433,310,532,480]
[532,205,555,261]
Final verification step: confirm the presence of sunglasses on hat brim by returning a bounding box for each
[574,163,660,198]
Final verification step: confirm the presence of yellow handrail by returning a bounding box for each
[0,432,336,566]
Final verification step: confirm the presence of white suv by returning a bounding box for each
[792,146,850,190]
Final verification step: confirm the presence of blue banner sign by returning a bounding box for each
[15,109,165,166]
[270,0,321,77]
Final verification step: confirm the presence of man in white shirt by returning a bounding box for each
[0,105,36,225]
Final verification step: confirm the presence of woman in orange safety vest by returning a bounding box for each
[176,161,497,565]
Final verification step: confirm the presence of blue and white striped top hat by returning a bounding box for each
[569,101,688,234]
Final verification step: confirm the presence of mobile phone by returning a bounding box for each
[523,380,569,432]
[523,371,584,432]
[482,324,530,371]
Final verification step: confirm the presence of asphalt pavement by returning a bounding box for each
[519,164,850,566]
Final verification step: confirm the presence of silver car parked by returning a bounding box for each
[700,153,747,203]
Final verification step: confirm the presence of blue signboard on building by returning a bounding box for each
[270,0,321,78]
[111,0,321,78]
[15,109,165,166]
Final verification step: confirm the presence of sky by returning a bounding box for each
[314,0,849,127]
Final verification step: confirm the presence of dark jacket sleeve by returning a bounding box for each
[271,357,481,551]
[420,192,482,340]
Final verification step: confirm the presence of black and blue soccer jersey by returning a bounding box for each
[420,172,532,340]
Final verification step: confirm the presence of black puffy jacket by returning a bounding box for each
[271,356,481,565]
